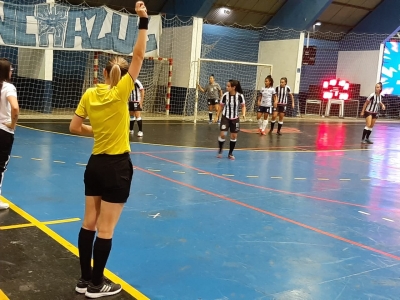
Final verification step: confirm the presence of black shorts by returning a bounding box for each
[220,116,240,133]
[364,111,378,119]
[129,101,142,111]
[274,105,287,113]
[84,153,133,203]
[207,99,219,106]
[257,106,273,114]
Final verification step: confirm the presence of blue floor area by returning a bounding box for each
[4,126,400,299]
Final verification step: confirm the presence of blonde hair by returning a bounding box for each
[105,56,129,88]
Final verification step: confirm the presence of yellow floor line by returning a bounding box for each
[0,289,10,300]
[0,218,81,230]
[0,196,149,300]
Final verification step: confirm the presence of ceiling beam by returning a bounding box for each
[331,1,373,11]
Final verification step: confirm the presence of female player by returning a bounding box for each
[216,80,246,160]
[360,82,385,144]
[0,58,19,210]
[197,74,223,124]
[270,77,294,135]
[257,75,276,135]
[128,79,145,137]
[69,2,148,298]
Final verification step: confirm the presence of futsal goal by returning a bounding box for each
[184,58,273,122]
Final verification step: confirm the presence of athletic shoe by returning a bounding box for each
[129,130,134,135]
[217,153,222,158]
[0,201,9,210]
[269,129,273,133]
[137,131,143,137]
[208,120,213,124]
[277,131,282,136]
[361,140,367,144]
[217,120,220,125]
[261,130,266,136]
[75,278,90,294]
[258,128,262,134]
[228,154,235,160]
[85,278,122,299]
[365,139,373,144]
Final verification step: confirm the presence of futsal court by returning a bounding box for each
[1,118,400,300]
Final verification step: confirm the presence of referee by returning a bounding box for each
[69,2,148,298]
[128,79,145,137]
[216,79,246,160]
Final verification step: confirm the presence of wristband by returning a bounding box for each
[138,17,149,30]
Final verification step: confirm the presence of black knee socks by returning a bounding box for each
[229,140,236,155]
[78,228,96,281]
[92,237,112,286]
[137,119,143,132]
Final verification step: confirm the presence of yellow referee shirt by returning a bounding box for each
[75,74,134,155]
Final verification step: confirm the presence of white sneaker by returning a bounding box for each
[137,131,143,137]
[0,201,9,210]
[129,130,134,135]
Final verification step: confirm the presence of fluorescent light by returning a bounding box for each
[314,21,322,26]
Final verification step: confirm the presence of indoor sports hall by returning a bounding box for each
[1,1,400,300]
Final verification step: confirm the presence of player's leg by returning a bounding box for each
[277,109,286,135]
[129,109,135,134]
[257,110,263,133]
[361,114,372,143]
[218,116,228,157]
[0,129,13,209]
[208,101,213,124]
[365,116,377,143]
[135,110,143,137]
[270,109,278,133]
[228,119,239,159]
[85,154,132,298]
[261,111,269,135]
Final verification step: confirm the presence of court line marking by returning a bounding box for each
[142,153,389,211]
[173,171,186,174]
[246,175,259,178]
[0,290,9,300]
[17,124,375,153]
[135,166,400,262]
[0,217,81,230]
[0,196,150,300]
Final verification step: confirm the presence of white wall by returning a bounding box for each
[258,39,302,92]
[336,50,380,97]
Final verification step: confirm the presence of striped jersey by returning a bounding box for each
[365,93,382,113]
[275,85,291,106]
[259,87,275,107]
[221,92,245,119]
[129,80,144,102]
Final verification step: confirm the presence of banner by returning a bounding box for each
[0,1,161,56]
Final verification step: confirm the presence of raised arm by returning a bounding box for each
[128,2,148,81]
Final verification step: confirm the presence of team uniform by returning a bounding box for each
[364,93,382,119]
[204,82,222,106]
[219,92,245,133]
[257,87,275,114]
[75,73,134,204]
[128,80,144,112]
[275,85,291,113]
[0,82,17,210]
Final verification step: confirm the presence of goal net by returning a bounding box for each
[83,52,173,117]
[186,58,273,122]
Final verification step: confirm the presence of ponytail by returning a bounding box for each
[109,64,121,89]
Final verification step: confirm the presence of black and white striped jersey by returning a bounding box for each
[259,87,275,107]
[129,80,144,102]
[365,93,382,113]
[221,92,245,119]
[275,86,291,106]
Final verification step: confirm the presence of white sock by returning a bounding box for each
[258,118,263,129]
[262,120,268,131]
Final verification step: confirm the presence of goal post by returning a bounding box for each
[188,58,273,123]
